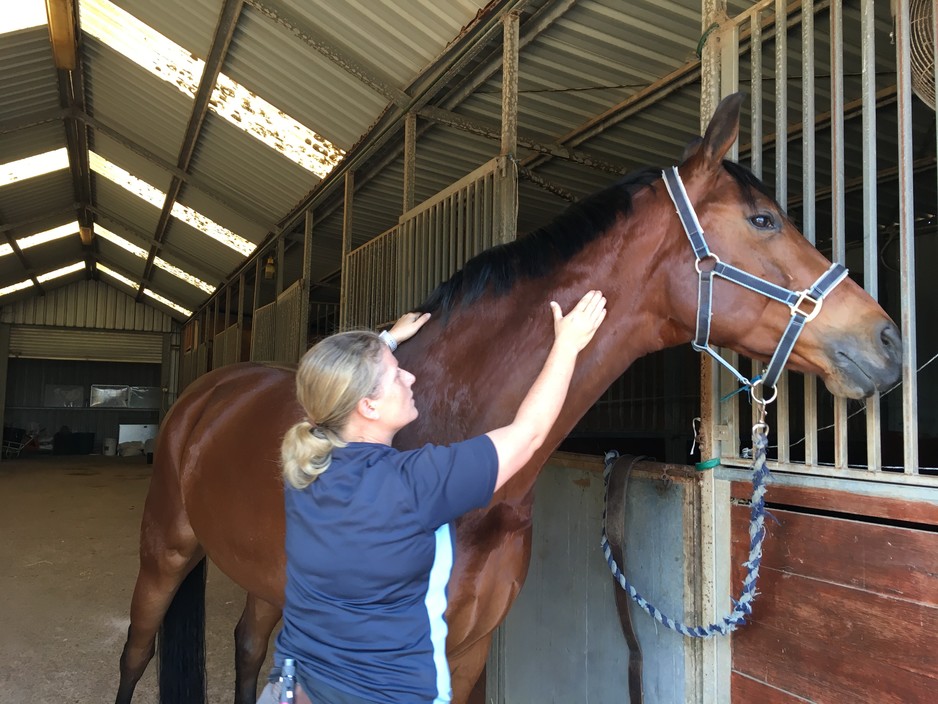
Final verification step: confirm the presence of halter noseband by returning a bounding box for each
[662,166,848,401]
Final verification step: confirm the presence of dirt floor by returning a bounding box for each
[0,453,276,704]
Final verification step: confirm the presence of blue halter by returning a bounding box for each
[662,166,849,401]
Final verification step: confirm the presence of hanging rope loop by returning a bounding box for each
[602,424,771,638]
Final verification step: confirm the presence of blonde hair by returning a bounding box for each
[281,331,385,489]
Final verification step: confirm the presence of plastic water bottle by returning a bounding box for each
[279,658,296,703]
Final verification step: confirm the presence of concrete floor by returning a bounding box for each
[0,453,275,704]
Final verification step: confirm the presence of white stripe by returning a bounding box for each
[425,524,454,703]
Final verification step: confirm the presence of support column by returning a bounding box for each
[698,2,731,703]
[339,170,355,330]
[300,209,314,358]
[495,11,520,245]
[403,113,417,213]
[0,323,9,462]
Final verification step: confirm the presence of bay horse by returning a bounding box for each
[115,93,901,704]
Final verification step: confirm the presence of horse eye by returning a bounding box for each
[749,213,775,230]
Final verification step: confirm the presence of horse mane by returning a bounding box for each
[415,159,771,318]
[415,167,661,318]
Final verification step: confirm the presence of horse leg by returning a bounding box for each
[115,456,205,704]
[233,594,282,704]
[115,547,205,703]
[449,634,494,704]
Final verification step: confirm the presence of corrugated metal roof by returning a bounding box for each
[0,0,928,329]
[227,7,388,151]
[82,36,191,160]
[0,171,75,224]
[0,27,60,124]
[0,123,65,165]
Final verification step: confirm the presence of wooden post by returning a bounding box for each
[236,272,245,362]
[495,11,520,245]
[403,112,417,213]
[339,170,355,330]
[300,209,314,358]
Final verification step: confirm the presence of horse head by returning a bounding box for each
[663,93,901,399]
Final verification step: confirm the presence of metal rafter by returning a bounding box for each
[0,207,43,293]
[54,0,93,276]
[135,0,244,301]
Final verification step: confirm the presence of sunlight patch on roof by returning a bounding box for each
[96,262,136,288]
[17,222,79,250]
[96,224,217,294]
[0,149,69,187]
[89,151,256,256]
[37,261,85,283]
[0,0,47,35]
[98,262,193,317]
[143,288,193,317]
[0,260,85,298]
[81,0,345,178]
[0,279,34,297]
[1,221,78,257]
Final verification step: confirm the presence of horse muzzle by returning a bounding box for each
[825,318,902,399]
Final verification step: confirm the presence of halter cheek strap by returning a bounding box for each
[662,166,849,394]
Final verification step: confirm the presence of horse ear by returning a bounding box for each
[698,92,744,169]
[680,137,703,163]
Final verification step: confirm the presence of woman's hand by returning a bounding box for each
[388,311,432,344]
[549,290,606,354]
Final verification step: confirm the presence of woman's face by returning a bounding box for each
[371,346,418,432]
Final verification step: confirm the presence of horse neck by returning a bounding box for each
[403,202,690,502]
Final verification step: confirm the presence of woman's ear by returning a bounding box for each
[357,396,380,420]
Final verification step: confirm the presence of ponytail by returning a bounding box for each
[281,331,385,490]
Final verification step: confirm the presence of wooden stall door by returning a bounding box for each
[730,482,938,702]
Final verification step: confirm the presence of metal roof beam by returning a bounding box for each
[418,105,626,174]
[0,109,68,136]
[136,0,244,300]
[0,208,44,294]
[0,207,79,235]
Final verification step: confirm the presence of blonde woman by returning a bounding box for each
[258,290,606,704]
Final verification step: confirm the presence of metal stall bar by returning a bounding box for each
[830,0,848,470]
[773,0,796,464]
[860,0,882,473]
[894,0,919,473]
[801,0,820,468]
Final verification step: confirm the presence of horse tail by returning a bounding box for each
[158,557,208,704]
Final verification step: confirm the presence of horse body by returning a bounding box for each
[116,94,902,704]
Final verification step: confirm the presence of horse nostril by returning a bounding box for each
[878,321,902,359]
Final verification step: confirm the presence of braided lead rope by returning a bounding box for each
[601,427,770,638]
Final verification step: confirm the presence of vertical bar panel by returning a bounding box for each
[750,13,763,179]
[894,0,919,473]
[860,0,882,471]
[801,0,819,467]
[830,0,848,469]
[770,1,794,463]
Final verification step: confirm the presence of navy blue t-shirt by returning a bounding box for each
[274,434,499,704]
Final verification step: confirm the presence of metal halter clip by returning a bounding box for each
[789,289,823,322]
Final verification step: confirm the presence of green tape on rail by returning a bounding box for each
[695,458,720,471]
